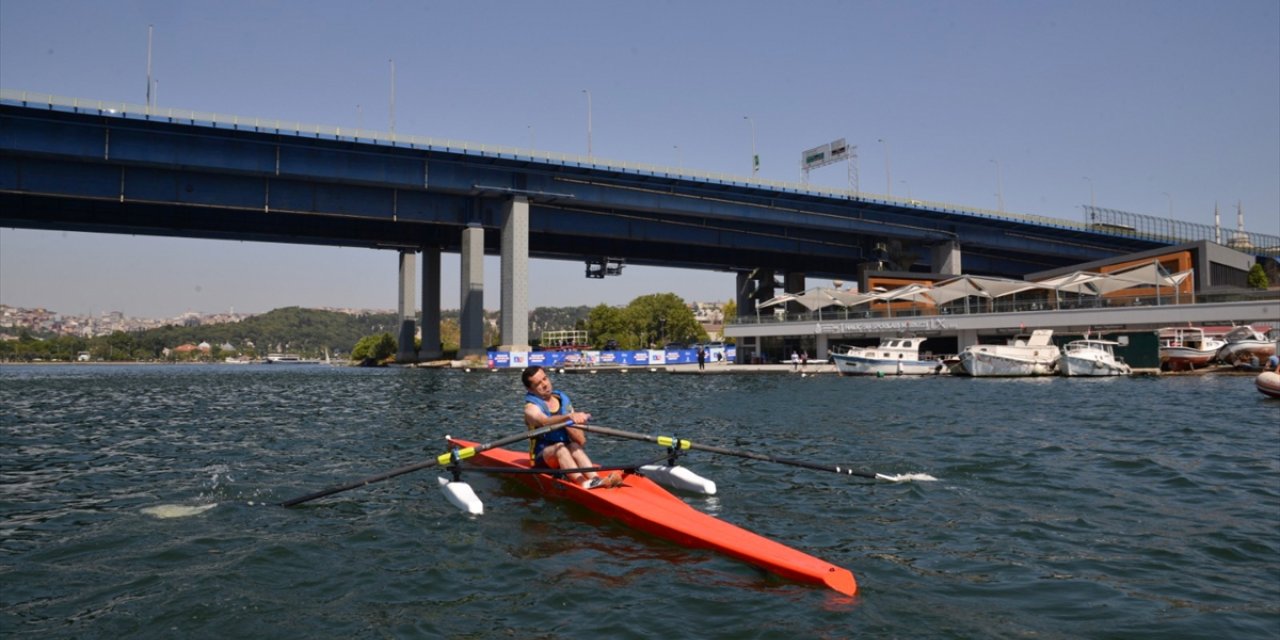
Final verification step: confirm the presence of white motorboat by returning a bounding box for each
[266,353,321,364]
[830,337,947,376]
[1215,325,1275,365]
[1158,327,1226,371]
[955,329,1058,377]
[1058,339,1131,377]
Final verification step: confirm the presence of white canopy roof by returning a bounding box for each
[925,276,993,305]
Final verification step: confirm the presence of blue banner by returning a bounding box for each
[485,347,736,369]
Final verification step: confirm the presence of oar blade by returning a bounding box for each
[874,472,938,482]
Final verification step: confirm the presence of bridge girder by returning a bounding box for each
[0,102,1169,282]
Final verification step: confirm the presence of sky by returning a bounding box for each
[1,0,1277,318]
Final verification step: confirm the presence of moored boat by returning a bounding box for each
[1158,327,1226,371]
[447,437,857,596]
[1058,339,1131,377]
[830,336,947,376]
[1215,325,1276,365]
[955,329,1058,377]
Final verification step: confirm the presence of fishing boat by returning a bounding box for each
[446,436,858,596]
[1158,327,1226,371]
[1058,339,1131,377]
[829,336,947,376]
[1215,325,1275,365]
[954,329,1058,377]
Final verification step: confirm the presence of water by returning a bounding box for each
[2,365,1277,639]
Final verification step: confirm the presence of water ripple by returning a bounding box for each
[1,365,1277,638]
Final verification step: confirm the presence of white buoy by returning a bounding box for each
[437,477,484,514]
[638,464,717,495]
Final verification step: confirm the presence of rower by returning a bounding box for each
[521,365,620,489]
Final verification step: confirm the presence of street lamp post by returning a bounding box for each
[743,116,758,177]
[674,144,682,171]
[990,159,1004,212]
[878,138,892,196]
[582,89,593,159]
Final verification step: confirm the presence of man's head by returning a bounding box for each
[522,365,549,394]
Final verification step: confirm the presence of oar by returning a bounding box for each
[575,424,936,482]
[279,424,565,507]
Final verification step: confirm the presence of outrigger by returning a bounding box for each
[281,423,936,597]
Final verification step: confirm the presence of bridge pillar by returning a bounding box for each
[783,271,805,315]
[396,250,418,363]
[735,272,753,318]
[932,241,962,276]
[418,247,443,361]
[459,223,486,358]
[499,196,530,351]
[783,271,806,293]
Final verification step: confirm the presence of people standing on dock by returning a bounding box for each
[697,345,706,370]
[791,350,800,370]
[521,365,617,489]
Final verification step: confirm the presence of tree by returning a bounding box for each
[351,333,397,364]
[1247,264,1269,290]
[585,304,629,348]
[720,299,737,345]
[624,293,706,347]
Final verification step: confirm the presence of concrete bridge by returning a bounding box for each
[1,91,1221,360]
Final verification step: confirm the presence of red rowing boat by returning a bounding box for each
[447,437,857,596]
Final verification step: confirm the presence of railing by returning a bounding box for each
[0,89,1112,234]
[1086,206,1280,258]
[728,288,1280,325]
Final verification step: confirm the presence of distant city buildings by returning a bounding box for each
[0,304,253,340]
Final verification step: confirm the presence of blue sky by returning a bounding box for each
[2,0,1277,318]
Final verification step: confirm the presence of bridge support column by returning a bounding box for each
[459,223,485,358]
[396,250,418,363]
[735,272,753,319]
[418,247,443,361]
[932,241,962,275]
[816,334,830,361]
[783,271,805,315]
[783,271,805,293]
[499,196,530,352]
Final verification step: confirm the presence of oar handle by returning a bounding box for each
[280,423,565,507]
[575,424,879,480]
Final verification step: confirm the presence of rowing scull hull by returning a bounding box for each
[448,438,857,596]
